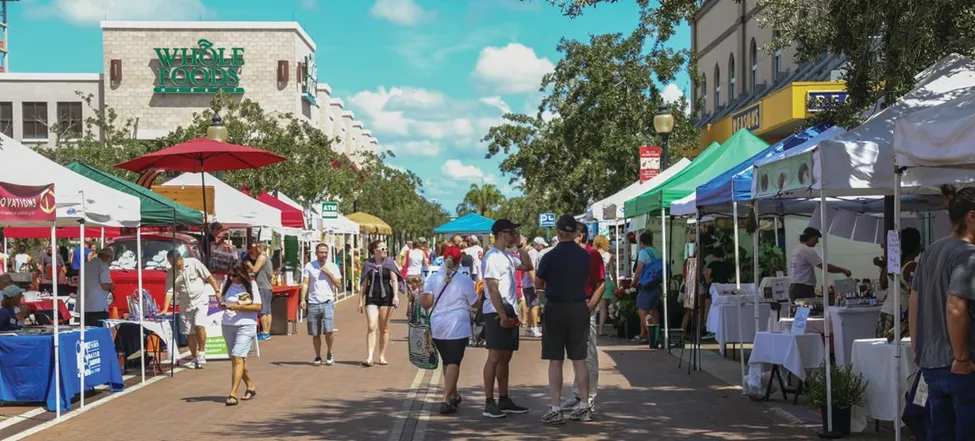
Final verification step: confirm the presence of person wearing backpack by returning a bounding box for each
[632,230,663,345]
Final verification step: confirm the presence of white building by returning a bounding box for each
[0,21,378,163]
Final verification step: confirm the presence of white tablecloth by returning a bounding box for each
[747,331,826,381]
[829,306,882,366]
[850,338,915,430]
[707,303,771,354]
[103,319,179,364]
[774,317,826,334]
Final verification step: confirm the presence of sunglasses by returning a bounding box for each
[377,247,388,252]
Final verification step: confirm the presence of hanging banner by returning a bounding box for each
[0,182,56,222]
[754,151,815,198]
[684,257,697,308]
[639,145,662,183]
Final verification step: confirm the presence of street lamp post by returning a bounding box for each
[653,104,675,168]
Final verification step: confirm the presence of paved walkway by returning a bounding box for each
[11,299,824,440]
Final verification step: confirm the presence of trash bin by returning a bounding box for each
[648,324,661,349]
[270,295,290,335]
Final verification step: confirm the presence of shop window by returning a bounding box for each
[773,31,782,81]
[0,102,12,138]
[729,54,736,100]
[714,64,721,107]
[750,39,758,90]
[22,102,48,140]
[700,76,707,114]
[57,102,84,139]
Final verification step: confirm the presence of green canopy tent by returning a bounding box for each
[624,130,769,217]
[66,162,202,226]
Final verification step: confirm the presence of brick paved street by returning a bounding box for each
[6,299,833,440]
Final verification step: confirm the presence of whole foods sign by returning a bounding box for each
[154,39,245,94]
[0,182,56,222]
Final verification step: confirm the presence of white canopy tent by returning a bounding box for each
[162,172,283,229]
[587,158,692,221]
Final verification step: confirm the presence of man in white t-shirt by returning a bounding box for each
[523,237,547,337]
[463,236,484,281]
[301,243,343,366]
[165,251,221,369]
[789,227,851,301]
[481,219,534,419]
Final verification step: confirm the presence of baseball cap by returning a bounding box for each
[532,237,546,246]
[2,285,24,298]
[443,246,463,263]
[491,219,521,235]
[417,237,428,244]
[556,214,579,233]
[468,235,480,244]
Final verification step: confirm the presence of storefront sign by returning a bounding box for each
[754,150,816,197]
[154,39,245,94]
[302,54,318,105]
[807,91,848,112]
[321,201,338,219]
[639,145,662,183]
[731,103,761,132]
[0,182,56,222]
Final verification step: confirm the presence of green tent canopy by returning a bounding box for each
[66,162,203,226]
[624,129,769,217]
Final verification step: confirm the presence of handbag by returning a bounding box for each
[408,272,453,370]
[902,370,929,440]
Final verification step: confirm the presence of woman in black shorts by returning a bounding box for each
[358,240,402,367]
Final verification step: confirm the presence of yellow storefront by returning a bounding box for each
[698,81,847,150]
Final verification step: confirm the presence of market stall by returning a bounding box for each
[433,213,495,236]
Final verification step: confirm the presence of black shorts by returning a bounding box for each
[433,338,468,366]
[541,301,590,361]
[484,303,519,351]
[789,283,816,301]
[523,287,538,306]
[365,296,395,307]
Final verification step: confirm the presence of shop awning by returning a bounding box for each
[65,162,202,226]
[433,213,495,235]
[624,129,769,217]
[257,193,305,229]
[347,212,392,235]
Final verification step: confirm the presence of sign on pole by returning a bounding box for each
[539,213,556,228]
[321,201,339,220]
[639,145,662,183]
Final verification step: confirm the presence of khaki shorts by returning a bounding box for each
[180,305,209,335]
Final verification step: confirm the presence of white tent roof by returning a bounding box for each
[754,54,975,200]
[588,158,692,221]
[321,214,359,235]
[894,88,975,170]
[670,193,697,216]
[0,133,141,227]
[161,172,283,229]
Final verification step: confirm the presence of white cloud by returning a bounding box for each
[472,43,554,94]
[390,25,517,72]
[389,140,443,157]
[370,0,433,26]
[442,160,485,180]
[33,0,206,24]
[662,83,684,104]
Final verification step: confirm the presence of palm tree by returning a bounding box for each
[455,183,504,217]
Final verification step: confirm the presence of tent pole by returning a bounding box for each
[893,169,903,441]
[820,188,834,434]
[171,226,177,377]
[732,202,746,393]
[51,223,61,421]
[661,207,669,351]
[693,214,702,372]
[100,227,105,248]
[752,201,761,365]
[137,226,145,383]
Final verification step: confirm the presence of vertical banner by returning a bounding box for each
[639,146,662,183]
[684,257,697,308]
[0,182,56,222]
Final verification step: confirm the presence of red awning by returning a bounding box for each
[257,193,305,229]
[4,227,123,239]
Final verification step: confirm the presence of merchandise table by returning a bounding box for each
[773,317,826,334]
[850,338,915,432]
[706,302,771,355]
[24,298,71,324]
[828,306,882,366]
[0,327,124,411]
[103,319,179,366]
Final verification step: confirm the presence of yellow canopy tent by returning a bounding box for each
[347,212,392,235]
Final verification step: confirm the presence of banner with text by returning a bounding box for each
[0,182,56,222]
[639,145,662,183]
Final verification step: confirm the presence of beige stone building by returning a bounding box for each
[0,21,378,163]
[692,0,847,149]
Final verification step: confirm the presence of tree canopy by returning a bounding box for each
[455,183,505,218]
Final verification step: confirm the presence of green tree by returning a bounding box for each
[483,31,699,215]
[496,195,548,240]
[455,183,505,218]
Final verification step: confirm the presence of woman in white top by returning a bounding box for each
[405,238,430,300]
[218,262,263,406]
[789,227,851,301]
[420,246,478,415]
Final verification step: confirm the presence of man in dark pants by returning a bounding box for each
[536,215,593,425]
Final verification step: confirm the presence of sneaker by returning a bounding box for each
[482,400,506,419]
[257,333,271,341]
[559,396,582,411]
[192,357,203,369]
[440,402,458,415]
[450,394,463,407]
[569,406,593,422]
[498,396,529,414]
[534,327,542,337]
[198,353,207,365]
[629,335,643,343]
[312,357,323,366]
[325,352,335,366]
[542,409,565,425]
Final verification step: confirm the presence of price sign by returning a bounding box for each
[887,230,901,274]
[791,306,811,335]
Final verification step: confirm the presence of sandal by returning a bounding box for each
[361,361,373,367]
[377,359,388,366]
[225,396,239,406]
[242,389,257,401]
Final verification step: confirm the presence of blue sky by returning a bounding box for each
[7,0,689,214]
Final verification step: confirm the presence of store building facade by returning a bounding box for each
[691,0,848,150]
[0,21,377,163]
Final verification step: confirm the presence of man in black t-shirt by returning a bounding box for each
[705,246,733,289]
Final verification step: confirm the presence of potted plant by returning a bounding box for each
[803,361,868,437]
[611,288,640,339]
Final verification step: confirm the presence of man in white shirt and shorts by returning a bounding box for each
[302,243,343,366]
[166,251,221,369]
[481,219,534,419]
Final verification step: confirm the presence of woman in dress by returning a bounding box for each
[218,262,262,406]
[593,235,616,336]
[358,240,402,366]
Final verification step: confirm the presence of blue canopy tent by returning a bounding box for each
[695,124,842,214]
[433,212,496,235]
